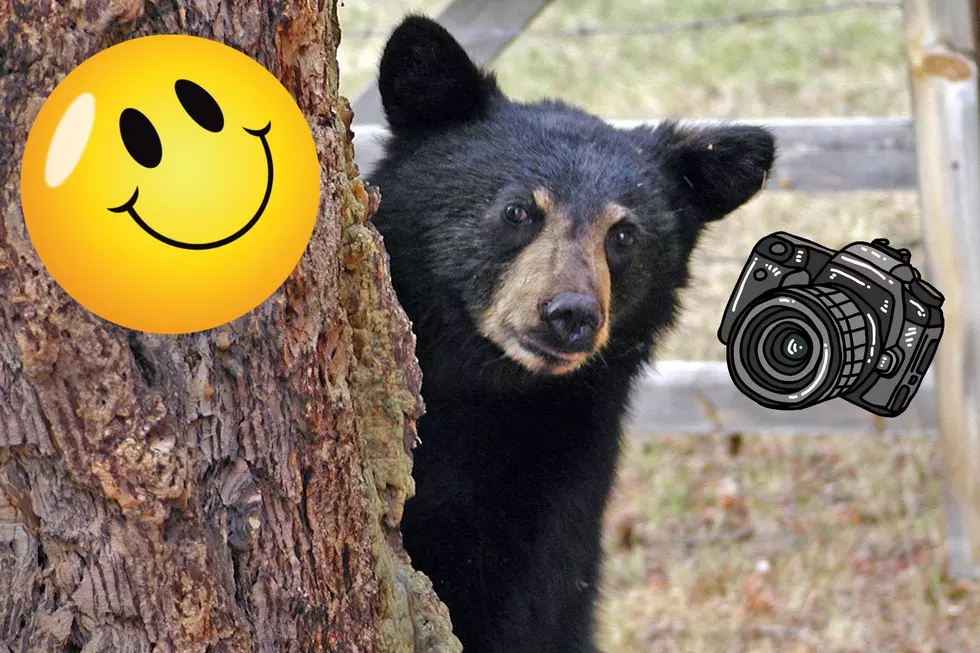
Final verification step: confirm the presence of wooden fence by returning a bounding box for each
[347,0,980,577]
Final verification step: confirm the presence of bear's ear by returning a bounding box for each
[378,15,500,134]
[647,121,776,223]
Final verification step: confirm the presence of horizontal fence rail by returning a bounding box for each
[345,2,902,39]
[624,361,937,437]
[351,117,918,191]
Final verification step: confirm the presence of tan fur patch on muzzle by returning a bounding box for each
[480,188,628,374]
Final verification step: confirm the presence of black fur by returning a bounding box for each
[368,16,775,653]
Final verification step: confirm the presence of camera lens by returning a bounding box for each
[760,325,812,374]
[753,316,821,388]
[779,331,809,361]
[727,286,877,409]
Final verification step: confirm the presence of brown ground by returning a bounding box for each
[600,434,978,652]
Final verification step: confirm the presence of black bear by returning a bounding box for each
[367,15,775,653]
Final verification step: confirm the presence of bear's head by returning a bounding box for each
[368,16,776,385]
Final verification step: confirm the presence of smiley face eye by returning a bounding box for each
[119,108,162,168]
[175,79,224,133]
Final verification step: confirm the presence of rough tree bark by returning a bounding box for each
[0,1,461,651]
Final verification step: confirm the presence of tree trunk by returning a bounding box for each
[0,2,461,652]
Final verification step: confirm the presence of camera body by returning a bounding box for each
[718,232,944,417]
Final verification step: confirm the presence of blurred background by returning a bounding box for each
[337,2,979,651]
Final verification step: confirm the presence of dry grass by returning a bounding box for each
[336,1,979,651]
[600,434,979,653]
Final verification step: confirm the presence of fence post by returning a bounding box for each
[904,0,980,578]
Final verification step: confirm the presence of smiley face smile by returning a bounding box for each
[109,121,273,250]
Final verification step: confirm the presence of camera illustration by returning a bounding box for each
[717,232,945,418]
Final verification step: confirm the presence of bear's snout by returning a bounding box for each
[539,292,603,353]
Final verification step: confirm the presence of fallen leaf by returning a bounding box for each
[778,508,809,535]
[608,506,641,552]
[853,548,875,576]
[742,572,776,614]
[834,505,862,525]
[716,476,746,513]
[646,563,668,591]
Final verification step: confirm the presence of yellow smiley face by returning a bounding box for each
[20,35,320,334]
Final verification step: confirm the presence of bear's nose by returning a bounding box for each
[540,292,603,352]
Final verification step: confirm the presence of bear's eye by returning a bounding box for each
[611,225,637,249]
[503,203,530,225]
[606,223,639,269]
